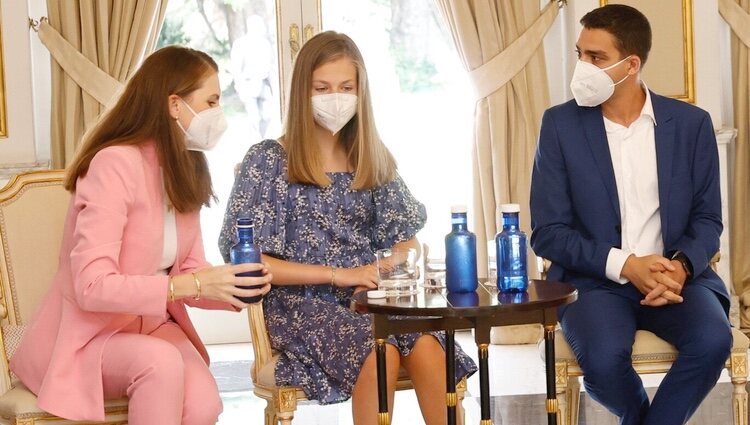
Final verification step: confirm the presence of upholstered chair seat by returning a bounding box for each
[0,383,128,425]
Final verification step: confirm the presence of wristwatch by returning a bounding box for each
[670,251,693,278]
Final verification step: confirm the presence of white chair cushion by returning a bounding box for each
[2,324,26,384]
[491,324,543,345]
[0,382,128,423]
[546,327,749,363]
[256,355,279,387]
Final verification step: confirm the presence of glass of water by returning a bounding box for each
[376,248,418,297]
[487,240,497,287]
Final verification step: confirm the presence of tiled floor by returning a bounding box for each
[208,331,740,424]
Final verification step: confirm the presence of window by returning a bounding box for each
[158,0,280,265]
[321,0,473,252]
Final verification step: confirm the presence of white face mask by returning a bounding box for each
[176,99,228,151]
[311,93,358,135]
[570,55,632,107]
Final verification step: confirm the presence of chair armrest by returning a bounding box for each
[247,302,274,381]
[709,251,720,273]
[537,257,551,280]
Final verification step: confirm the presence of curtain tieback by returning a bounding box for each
[468,1,559,100]
[37,18,124,107]
[719,0,750,49]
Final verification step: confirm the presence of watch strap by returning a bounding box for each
[670,251,693,277]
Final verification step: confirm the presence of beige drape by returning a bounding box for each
[719,0,750,329]
[42,1,168,167]
[434,0,558,276]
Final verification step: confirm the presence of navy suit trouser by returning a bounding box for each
[560,282,731,425]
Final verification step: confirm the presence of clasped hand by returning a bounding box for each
[621,254,688,307]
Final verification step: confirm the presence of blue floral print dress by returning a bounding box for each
[219,139,477,404]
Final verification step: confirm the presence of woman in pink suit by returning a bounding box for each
[9,46,271,425]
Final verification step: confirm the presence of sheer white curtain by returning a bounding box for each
[39,0,168,167]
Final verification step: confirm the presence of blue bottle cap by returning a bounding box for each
[237,217,252,227]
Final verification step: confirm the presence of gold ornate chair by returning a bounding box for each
[0,170,129,425]
[248,275,467,424]
[539,254,749,425]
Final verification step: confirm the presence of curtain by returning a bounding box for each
[433,0,559,276]
[41,1,168,168]
[719,0,750,330]
[434,0,560,344]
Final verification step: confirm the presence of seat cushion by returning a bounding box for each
[0,382,128,423]
[547,327,749,363]
[256,355,278,387]
[490,324,543,345]
[2,324,26,384]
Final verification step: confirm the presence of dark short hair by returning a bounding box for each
[580,4,652,65]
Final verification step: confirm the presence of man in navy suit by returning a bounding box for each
[530,5,731,425]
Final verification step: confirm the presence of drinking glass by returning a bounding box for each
[376,248,418,297]
[487,240,497,287]
[424,252,446,289]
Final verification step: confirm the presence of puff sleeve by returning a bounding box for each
[219,140,289,262]
[371,174,426,250]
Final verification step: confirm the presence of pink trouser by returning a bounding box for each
[101,320,222,425]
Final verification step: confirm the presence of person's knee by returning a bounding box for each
[131,341,184,391]
[578,345,633,389]
[359,344,400,383]
[688,324,732,367]
[182,387,222,425]
[405,335,442,363]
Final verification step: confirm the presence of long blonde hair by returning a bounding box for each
[64,46,217,213]
[283,31,396,189]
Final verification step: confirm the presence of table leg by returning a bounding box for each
[445,330,457,425]
[478,343,492,425]
[376,338,389,425]
[544,325,558,425]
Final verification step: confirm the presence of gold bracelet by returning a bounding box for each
[331,265,337,287]
[191,272,201,300]
[168,277,175,302]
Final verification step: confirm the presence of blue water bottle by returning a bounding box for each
[495,204,528,292]
[445,205,478,293]
[230,218,264,303]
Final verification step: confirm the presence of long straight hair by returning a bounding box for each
[64,46,217,213]
[283,31,396,189]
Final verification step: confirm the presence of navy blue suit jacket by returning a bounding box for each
[530,92,729,313]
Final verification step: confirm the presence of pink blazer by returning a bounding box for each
[10,142,235,421]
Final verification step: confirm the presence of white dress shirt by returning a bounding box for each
[159,172,177,272]
[604,85,664,283]
[159,202,177,271]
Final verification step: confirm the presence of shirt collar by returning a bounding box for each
[603,81,656,130]
[641,82,657,126]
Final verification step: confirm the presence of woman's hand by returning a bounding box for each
[172,263,273,309]
[334,264,378,290]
